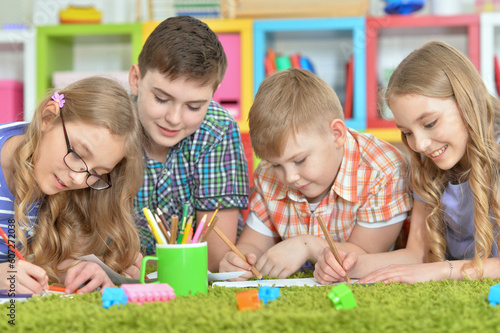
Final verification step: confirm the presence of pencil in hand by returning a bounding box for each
[316,216,351,284]
[212,225,263,280]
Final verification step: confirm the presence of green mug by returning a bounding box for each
[140,242,208,296]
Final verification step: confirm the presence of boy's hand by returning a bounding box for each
[64,261,114,294]
[219,251,256,281]
[0,261,49,295]
[255,237,310,279]
[314,247,357,285]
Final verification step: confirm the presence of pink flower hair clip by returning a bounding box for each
[51,92,65,108]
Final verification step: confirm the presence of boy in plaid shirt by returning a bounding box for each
[219,68,412,279]
[129,16,249,271]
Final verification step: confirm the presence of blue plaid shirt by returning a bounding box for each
[134,101,249,254]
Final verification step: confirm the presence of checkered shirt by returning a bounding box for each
[250,129,413,242]
[134,101,249,254]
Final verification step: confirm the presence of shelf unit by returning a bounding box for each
[480,12,500,98]
[36,23,143,99]
[365,14,480,142]
[253,17,367,131]
[0,29,36,121]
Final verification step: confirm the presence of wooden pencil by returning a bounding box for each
[316,216,351,283]
[200,216,218,243]
[156,208,171,232]
[155,213,171,244]
[170,215,179,245]
[212,225,263,280]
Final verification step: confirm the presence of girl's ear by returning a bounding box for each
[128,64,140,96]
[329,119,347,149]
[40,101,60,132]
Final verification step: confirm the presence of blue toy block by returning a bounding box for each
[328,283,357,310]
[258,286,281,305]
[102,287,128,309]
[488,283,500,306]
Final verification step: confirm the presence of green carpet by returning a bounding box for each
[2,275,500,332]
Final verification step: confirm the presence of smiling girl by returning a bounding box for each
[0,77,143,294]
[314,40,500,284]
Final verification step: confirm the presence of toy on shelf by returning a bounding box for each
[59,6,102,24]
[327,283,357,310]
[121,283,176,306]
[265,48,315,76]
[258,286,281,305]
[236,289,261,311]
[102,287,128,309]
[475,0,500,12]
[383,0,425,15]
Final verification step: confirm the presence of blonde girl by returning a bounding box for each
[314,41,500,284]
[0,77,143,294]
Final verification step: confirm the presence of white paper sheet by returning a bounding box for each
[211,277,359,288]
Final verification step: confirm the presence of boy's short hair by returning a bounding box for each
[249,68,344,160]
[138,15,227,92]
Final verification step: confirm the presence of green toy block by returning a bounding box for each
[328,283,357,310]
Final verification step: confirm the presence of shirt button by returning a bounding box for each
[162,169,168,174]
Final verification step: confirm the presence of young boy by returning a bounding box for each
[219,68,413,279]
[129,16,249,271]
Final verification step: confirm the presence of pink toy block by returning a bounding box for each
[121,283,175,306]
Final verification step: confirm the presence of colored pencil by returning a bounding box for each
[316,216,351,284]
[155,213,171,244]
[170,215,179,245]
[191,214,207,243]
[156,208,171,232]
[200,216,219,243]
[142,208,166,245]
[0,227,25,261]
[212,225,263,280]
[180,216,193,244]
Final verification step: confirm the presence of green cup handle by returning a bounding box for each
[140,255,159,284]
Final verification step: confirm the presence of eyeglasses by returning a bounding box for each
[60,111,112,190]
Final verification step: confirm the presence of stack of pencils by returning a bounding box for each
[142,203,220,245]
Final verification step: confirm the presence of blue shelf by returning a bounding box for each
[253,17,366,130]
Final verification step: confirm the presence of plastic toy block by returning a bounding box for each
[258,286,281,305]
[328,283,357,310]
[488,283,500,306]
[236,289,261,311]
[121,283,176,306]
[102,287,128,309]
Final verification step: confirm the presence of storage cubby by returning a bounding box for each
[36,23,143,99]
[480,12,500,98]
[365,14,480,142]
[253,17,367,131]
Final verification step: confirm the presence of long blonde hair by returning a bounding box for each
[12,77,143,280]
[386,41,500,277]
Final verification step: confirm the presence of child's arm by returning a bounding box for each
[0,261,49,294]
[201,208,239,272]
[121,252,143,279]
[314,200,428,284]
[219,225,280,280]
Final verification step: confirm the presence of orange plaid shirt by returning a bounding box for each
[249,129,413,242]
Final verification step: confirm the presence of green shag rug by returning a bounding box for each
[2,272,500,333]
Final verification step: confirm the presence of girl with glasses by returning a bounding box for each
[0,76,143,295]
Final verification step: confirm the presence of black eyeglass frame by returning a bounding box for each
[59,111,112,190]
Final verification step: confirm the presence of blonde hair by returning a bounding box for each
[385,41,500,277]
[12,77,143,280]
[249,68,343,160]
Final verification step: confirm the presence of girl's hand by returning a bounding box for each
[255,237,310,279]
[314,247,357,285]
[64,261,114,294]
[122,252,143,279]
[359,262,446,284]
[0,261,49,294]
[219,251,256,281]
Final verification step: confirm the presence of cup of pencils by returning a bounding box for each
[140,242,208,296]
